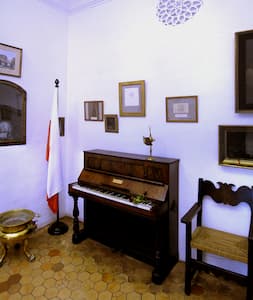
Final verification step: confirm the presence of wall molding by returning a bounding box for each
[39,0,112,14]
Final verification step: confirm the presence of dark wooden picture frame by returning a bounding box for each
[84,100,104,121]
[219,125,253,169]
[104,114,119,133]
[235,30,253,112]
[119,80,145,117]
[0,80,26,146]
[0,43,22,77]
[166,95,198,122]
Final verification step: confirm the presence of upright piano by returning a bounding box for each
[68,149,179,284]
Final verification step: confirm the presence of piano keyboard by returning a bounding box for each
[71,183,152,211]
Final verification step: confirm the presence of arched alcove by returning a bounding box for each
[0,80,26,146]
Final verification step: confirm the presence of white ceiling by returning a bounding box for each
[40,0,110,13]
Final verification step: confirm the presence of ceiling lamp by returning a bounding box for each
[156,0,203,26]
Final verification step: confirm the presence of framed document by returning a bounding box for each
[119,80,145,117]
[166,96,198,122]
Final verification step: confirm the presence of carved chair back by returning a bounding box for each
[196,178,253,232]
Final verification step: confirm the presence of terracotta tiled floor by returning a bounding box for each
[0,217,246,299]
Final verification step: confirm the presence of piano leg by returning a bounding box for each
[152,217,170,284]
[152,250,163,284]
[72,196,87,244]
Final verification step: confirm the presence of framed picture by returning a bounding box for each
[84,101,104,121]
[219,125,253,169]
[0,80,26,146]
[104,114,119,133]
[235,30,253,112]
[166,96,198,122]
[0,43,22,77]
[119,80,145,117]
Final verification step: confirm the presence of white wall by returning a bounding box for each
[66,0,253,274]
[1,0,253,275]
[0,0,68,227]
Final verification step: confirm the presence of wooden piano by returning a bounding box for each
[68,149,179,284]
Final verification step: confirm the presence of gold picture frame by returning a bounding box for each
[119,80,145,117]
[219,125,253,169]
[104,114,119,133]
[84,100,104,121]
[166,96,198,122]
[0,43,22,77]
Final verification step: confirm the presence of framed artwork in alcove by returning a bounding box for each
[0,80,26,146]
[219,125,253,169]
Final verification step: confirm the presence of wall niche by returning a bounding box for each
[219,125,253,169]
[0,80,26,146]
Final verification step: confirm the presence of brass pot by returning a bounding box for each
[0,209,36,233]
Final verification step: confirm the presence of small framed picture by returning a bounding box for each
[0,43,22,77]
[104,114,119,133]
[166,96,198,122]
[84,101,104,121]
[119,80,145,117]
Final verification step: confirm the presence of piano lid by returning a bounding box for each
[78,170,168,202]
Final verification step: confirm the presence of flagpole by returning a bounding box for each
[48,79,68,235]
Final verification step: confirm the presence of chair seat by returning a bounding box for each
[191,226,248,263]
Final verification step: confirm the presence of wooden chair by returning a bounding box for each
[181,178,253,300]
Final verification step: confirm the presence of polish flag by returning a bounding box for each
[46,84,62,213]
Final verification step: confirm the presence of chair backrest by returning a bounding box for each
[197,178,253,230]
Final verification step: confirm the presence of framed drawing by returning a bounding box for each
[119,80,145,117]
[0,80,26,146]
[104,114,119,133]
[0,43,22,77]
[84,101,104,121]
[166,96,198,122]
[235,30,253,112]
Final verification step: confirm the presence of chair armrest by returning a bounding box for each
[181,203,201,224]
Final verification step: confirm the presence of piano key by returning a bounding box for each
[71,183,152,211]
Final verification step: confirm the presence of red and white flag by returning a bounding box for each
[46,85,62,213]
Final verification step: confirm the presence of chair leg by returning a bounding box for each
[246,259,253,300]
[185,225,192,295]
[197,249,202,262]
[246,275,252,300]
[185,258,191,295]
